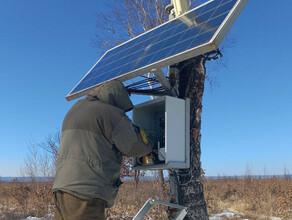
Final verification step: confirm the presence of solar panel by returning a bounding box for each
[66,0,249,100]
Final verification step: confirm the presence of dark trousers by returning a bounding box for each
[54,191,105,220]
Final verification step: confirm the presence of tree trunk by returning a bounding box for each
[177,56,209,220]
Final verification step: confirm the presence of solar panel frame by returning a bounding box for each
[66,0,249,101]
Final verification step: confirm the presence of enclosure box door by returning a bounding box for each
[132,96,190,170]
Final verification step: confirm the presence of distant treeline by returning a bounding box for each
[206,174,292,179]
[1,174,291,182]
[0,177,54,182]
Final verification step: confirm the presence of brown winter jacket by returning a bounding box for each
[52,81,152,207]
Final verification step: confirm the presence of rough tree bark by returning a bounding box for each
[177,56,209,219]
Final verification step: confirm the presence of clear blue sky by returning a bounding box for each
[0,0,291,177]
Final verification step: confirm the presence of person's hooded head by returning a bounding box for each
[87,80,134,112]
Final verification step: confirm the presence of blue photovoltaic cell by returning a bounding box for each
[69,0,239,97]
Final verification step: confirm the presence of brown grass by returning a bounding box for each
[107,180,168,219]
[0,179,54,220]
[0,177,291,219]
[204,176,292,220]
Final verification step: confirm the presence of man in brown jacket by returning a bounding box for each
[53,80,152,220]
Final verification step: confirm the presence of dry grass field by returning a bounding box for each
[0,179,54,220]
[0,177,291,220]
[204,176,292,220]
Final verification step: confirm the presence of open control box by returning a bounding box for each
[132,96,190,170]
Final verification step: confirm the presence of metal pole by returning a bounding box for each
[173,0,189,17]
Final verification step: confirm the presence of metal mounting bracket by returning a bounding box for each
[152,69,177,97]
[133,198,188,220]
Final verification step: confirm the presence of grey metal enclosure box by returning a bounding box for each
[132,96,190,170]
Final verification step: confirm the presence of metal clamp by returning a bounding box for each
[152,69,177,97]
